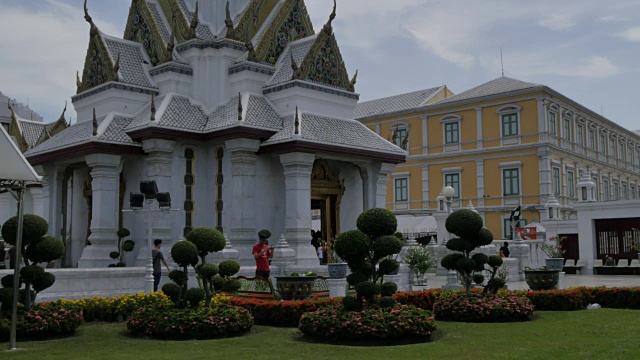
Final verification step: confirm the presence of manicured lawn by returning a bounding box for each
[3,309,639,359]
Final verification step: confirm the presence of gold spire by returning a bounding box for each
[76,71,82,90]
[350,69,358,86]
[190,1,199,32]
[225,0,236,40]
[237,93,243,121]
[294,107,300,135]
[322,0,337,35]
[150,95,156,121]
[57,101,67,123]
[290,52,299,80]
[84,0,99,37]
[245,31,257,62]
[92,108,98,136]
[167,20,176,56]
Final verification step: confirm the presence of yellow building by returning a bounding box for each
[356,76,640,239]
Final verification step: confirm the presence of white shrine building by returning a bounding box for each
[22,0,406,270]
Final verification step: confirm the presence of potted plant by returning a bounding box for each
[523,266,560,290]
[275,271,317,300]
[540,236,565,270]
[404,246,435,291]
[325,237,348,279]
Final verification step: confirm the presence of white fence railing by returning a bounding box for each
[492,240,547,268]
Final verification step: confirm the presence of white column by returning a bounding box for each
[421,164,429,209]
[29,187,44,218]
[475,107,483,149]
[141,139,176,261]
[78,154,121,268]
[280,152,316,267]
[421,115,428,154]
[537,97,548,142]
[226,138,261,266]
[538,150,552,205]
[476,159,485,207]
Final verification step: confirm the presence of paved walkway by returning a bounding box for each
[424,273,640,291]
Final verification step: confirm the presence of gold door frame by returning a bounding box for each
[311,159,345,239]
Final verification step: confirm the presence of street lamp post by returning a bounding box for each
[441,186,459,288]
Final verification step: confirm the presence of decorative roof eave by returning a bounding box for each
[263,79,359,100]
[176,37,246,52]
[259,140,406,164]
[149,61,194,76]
[71,81,160,103]
[228,61,275,76]
[126,124,277,143]
[25,141,144,166]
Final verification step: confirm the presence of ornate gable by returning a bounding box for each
[254,0,315,64]
[77,2,117,93]
[295,25,352,91]
[228,0,279,41]
[124,0,171,66]
[156,0,197,42]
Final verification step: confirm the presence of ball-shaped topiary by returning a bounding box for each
[355,281,376,300]
[161,283,180,303]
[198,263,219,279]
[212,275,225,290]
[441,253,464,270]
[218,260,240,277]
[373,235,402,260]
[117,228,131,238]
[456,257,476,273]
[122,240,135,252]
[29,236,64,264]
[446,237,475,253]
[168,270,189,285]
[477,228,494,246]
[0,288,13,311]
[445,209,483,240]
[187,227,226,256]
[379,296,397,309]
[334,230,370,265]
[20,265,44,284]
[1,274,15,288]
[2,214,48,246]
[487,255,503,268]
[380,281,398,297]
[377,258,399,276]
[184,288,206,307]
[33,272,55,292]
[171,240,199,267]
[221,278,241,293]
[342,295,362,311]
[356,208,397,240]
[109,251,120,260]
[346,272,368,287]
[258,229,271,239]
[472,273,485,284]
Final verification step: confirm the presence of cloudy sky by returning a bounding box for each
[1,0,640,130]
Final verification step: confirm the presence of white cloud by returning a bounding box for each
[487,53,619,79]
[597,15,624,22]
[0,0,121,121]
[539,14,576,30]
[615,26,640,41]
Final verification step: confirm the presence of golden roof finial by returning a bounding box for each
[84,0,99,37]
[322,0,337,35]
[350,69,358,86]
[225,0,236,40]
[76,71,82,90]
[294,107,300,135]
[57,101,67,123]
[391,127,398,144]
[150,95,156,121]
[92,108,98,136]
[245,31,257,62]
[190,1,199,31]
[237,93,243,121]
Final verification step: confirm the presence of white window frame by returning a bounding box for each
[600,134,606,154]
[548,110,557,136]
[613,180,619,200]
[552,167,561,196]
[620,142,626,162]
[588,128,595,149]
[394,176,409,203]
[603,178,610,200]
[567,170,575,199]
[497,104,521,145]
[440,114,462,152]
[610,137,617,159]
[576,124,584,146]
[500,161,522,204]
[563,116,571,141]
[443,171,461,199]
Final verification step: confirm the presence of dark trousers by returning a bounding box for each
[255,270,270,279]
[153,272,161,292]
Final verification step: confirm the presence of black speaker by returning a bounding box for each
[157,192,171,209]
[130,193,144,209]
[140,180,158,200]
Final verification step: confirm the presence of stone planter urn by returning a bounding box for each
[327,263,348,279]
[524,269,560,290]
[275,276,316,300]
[545,258,565,270]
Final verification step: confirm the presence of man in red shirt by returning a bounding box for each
[253,232,274,278]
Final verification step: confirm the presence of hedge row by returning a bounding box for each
[228,297,341,327]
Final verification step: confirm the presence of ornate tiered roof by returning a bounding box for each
[7,102,68,152]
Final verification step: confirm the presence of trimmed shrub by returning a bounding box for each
[378,258,399,276]
[1,275,14,288]
[258,229,271,239]
[356,208,397,240]
[373,235,402,260]
[198,263,218,279]
[445,209,483,239]
[342,296,362,311]
[228,297,340,327]
[379,296,397,309]
[168,270,188,285]
[127,304,253,340]
[32,272,55,292]
[334,230,370,265]
[0,302,83,340]
[299,305,436,342]
[20,265,44,284]
[161,283,181,304]
[171,241,198,267]
[355,281,376,301]
[184,288,206,308]
[380,282,398,297]
[218,260,240,277]
[122,240,135,252]
[109,251,120,260]
[186,227,226,256]
[117,228,131,238]
[1,214,48,246]
[221,278,241,293]
[434,291,534,322]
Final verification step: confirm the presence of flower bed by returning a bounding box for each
[0,302,84,340]
[524,288,585,311]
[394,289,443,310]
[229,297,340,327]
[54,292,172,322]
[433,291,534,322]
[298,305,436,343]
[127,303,253,340]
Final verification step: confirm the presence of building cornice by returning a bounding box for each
[71,81,159,103]
[259,140,405,164]
[263,80,359,100]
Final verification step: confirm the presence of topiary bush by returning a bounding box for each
[439,209,496,296]
[184,288,206,308]
[1,214,48,246]
[111,228,134,267]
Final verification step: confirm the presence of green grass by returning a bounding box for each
[3,309,639,359]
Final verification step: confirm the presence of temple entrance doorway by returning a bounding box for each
[310,160,345,263]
